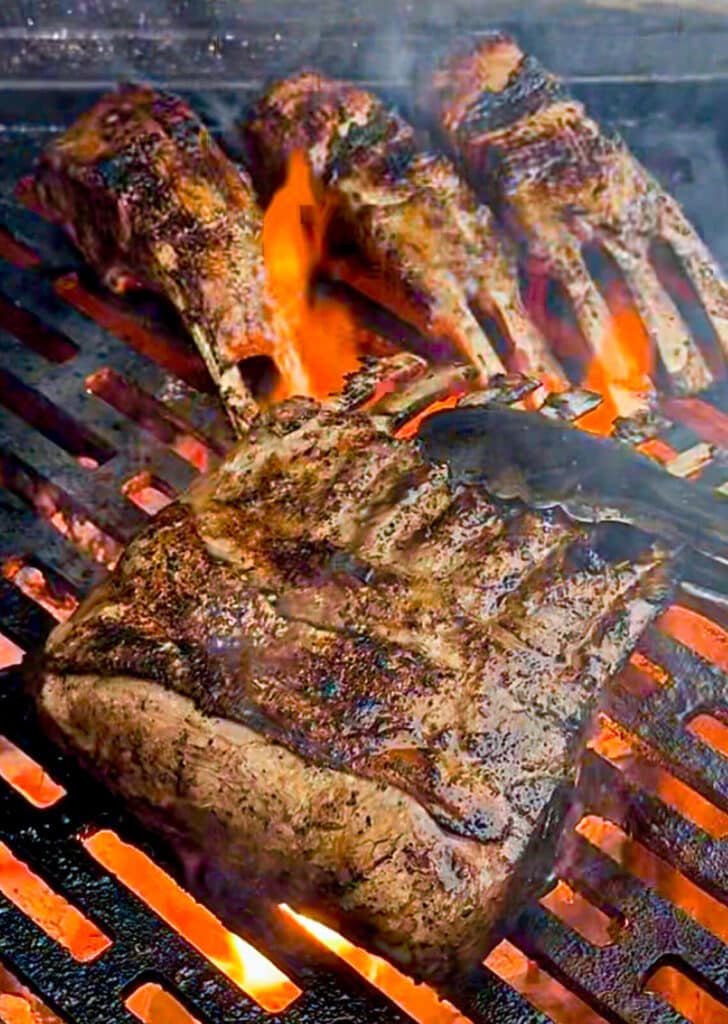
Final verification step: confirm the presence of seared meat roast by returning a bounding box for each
[244,73,565,388]
[426,33,727,395]
[36,372,673,980]
[28,85,276,433]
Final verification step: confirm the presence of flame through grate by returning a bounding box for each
[2,102,728,1024]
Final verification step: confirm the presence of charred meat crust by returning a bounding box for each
[39,396,673,978]
[30,84,268,430]
[427,33,728,395]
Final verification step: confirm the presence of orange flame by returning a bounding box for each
[82,830,300,1013]
[263,151,362,401]
[280,905,471,1024]
[577,300,653,435]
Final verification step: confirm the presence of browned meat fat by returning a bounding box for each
[29,84,272,432]
[426,33,728,395]
[36,382,673,980]
[243,72,565,388]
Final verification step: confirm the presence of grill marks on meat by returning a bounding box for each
[42,396,672,975]
[244,73,565,388]
[29,85,276,433]
[426,33,728,394]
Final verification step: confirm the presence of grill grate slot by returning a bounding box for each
[646,960,728,1024]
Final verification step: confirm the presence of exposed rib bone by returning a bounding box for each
[243,73,566,388]
[601,238,712,393]
[657,194,728,357]
[427,34,721,398]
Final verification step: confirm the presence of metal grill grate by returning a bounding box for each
[2,97,728,1024]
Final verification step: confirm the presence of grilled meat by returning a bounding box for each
[243,72,566,389]
[418,402,728,561]
[36,367,672,981]
[28,84,281,434]
[426,33,728,396]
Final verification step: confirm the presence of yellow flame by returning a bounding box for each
[280,905,471,1024]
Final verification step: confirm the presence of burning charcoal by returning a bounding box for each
[457,372,541,408]
[242,73,566,389]
[613,407,672,445]
[335,351,429,412]
[539,388,604,422]
[365,362,478,431]
[426,33,725,399]
[34,370,673,983]
[28,85,274,435]
[417,402,728,561]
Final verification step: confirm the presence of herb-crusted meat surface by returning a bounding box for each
[29,84,276,431]
[37,389,672,980]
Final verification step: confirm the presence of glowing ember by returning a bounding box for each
[0,965,63,1024]
[658,605,728,675]
[647,963,728,1024]
[662,396,728,451]
[485,939,609,1024]
[539,880,614,947]
[589,714,728,839]
[122,474,174,516]
[0,634,23,669]
[0,736,65,809]
[126,983,201,1024]
[637,437,679,465]
[84,367,216,474]
[626,650,670,692]
[55,274,209,390]
[280,906,470,1024]
[47,508,121,568]
[2,558,78,622]
[0,226,41,269]
[578,815,728,945]
[82,830,300,1013]
[172,436,212,474]
[688,713,728,759]
[263,151,362,400]
[0,840,110,961]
